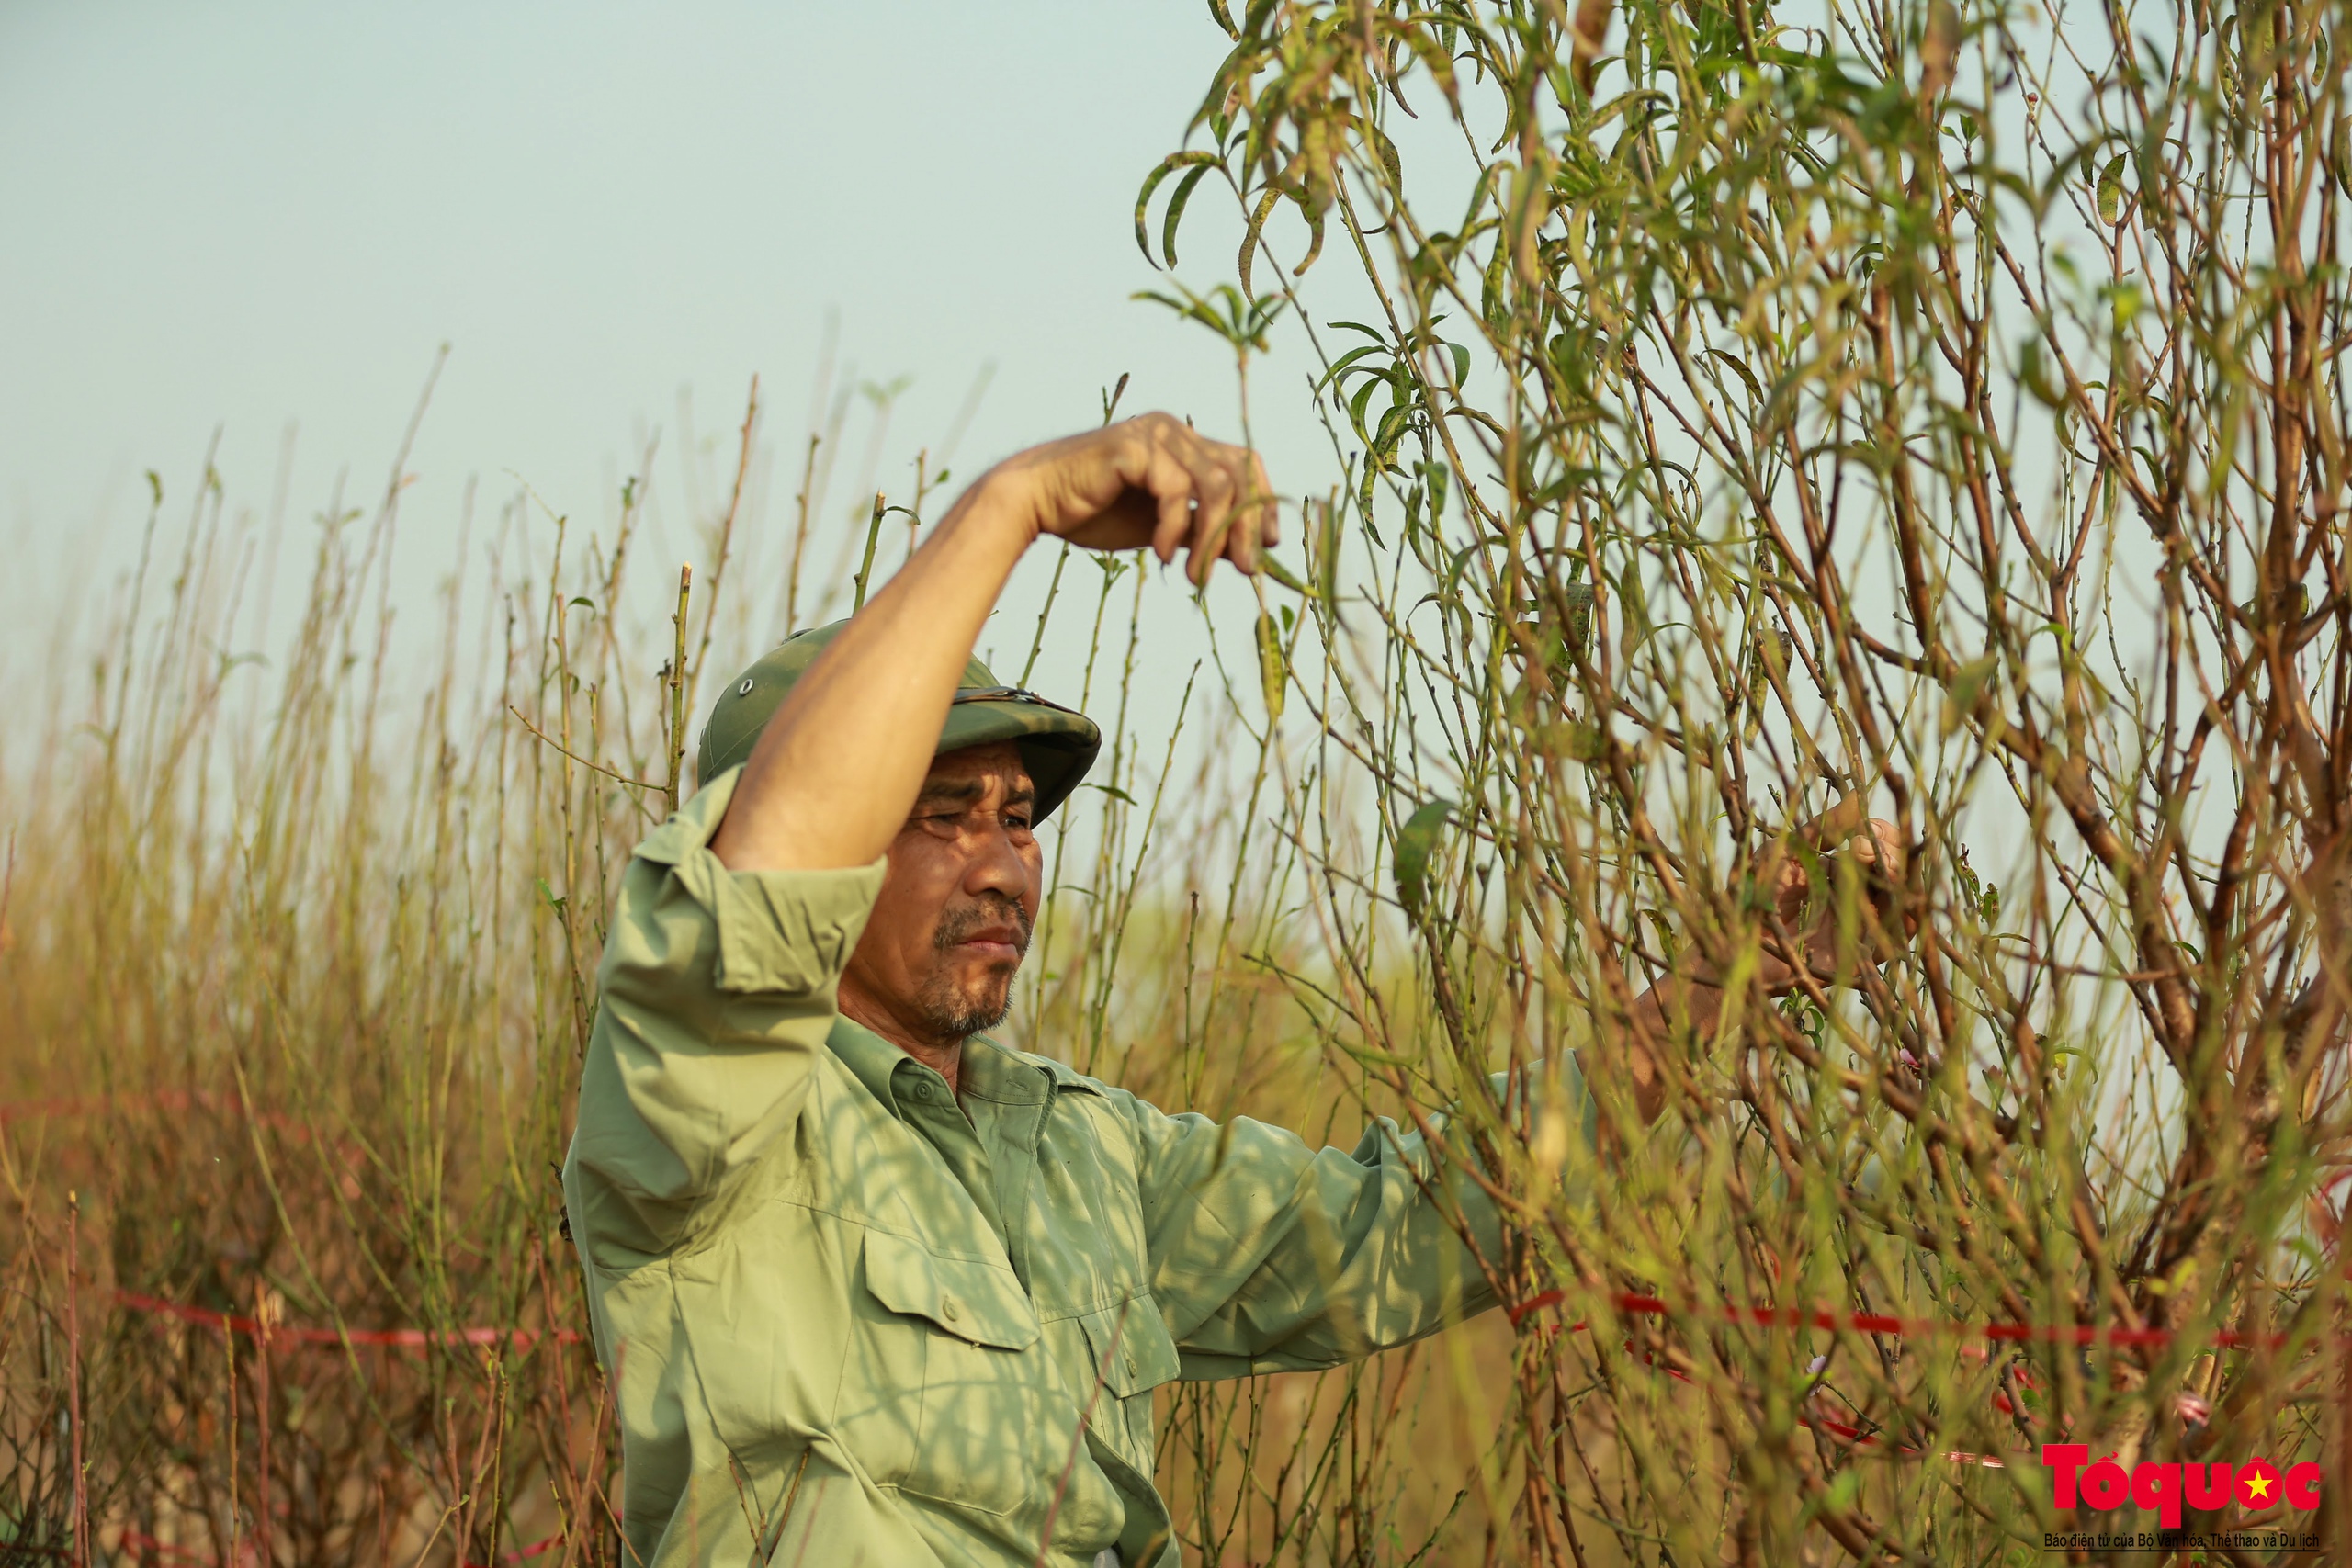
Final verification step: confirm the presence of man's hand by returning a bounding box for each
[1623,807,1910,1124]
[1752,806,1909,993]
[712,415,1272,874]
[989,412,1278,586]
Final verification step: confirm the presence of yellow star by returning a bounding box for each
[2246,1472,2275,1504]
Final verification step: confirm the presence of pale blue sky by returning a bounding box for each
[0,2,1349,695]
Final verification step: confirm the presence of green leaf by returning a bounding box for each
[1314,344,1389,394]
[1254,609,1287,722]
[1259,554,1309,595]
[1316,493,1343,622]
[1295,200,1326,276]
[1561,581,1595,653]
[1641,909,1680,964]
[2018,339,2065,409]
[1162,163,1214,267]
[1705,347,1765,408]
[1481,243,1510,329]
[1395,799,1454,917]
[1347,372,1385,442]
[1133,152,1220,265]
[2097,153,2128,224]
[1353,115,1403,188]
[1238,184,1281,297]
[1399,28,1459,106]
[1189,37,1257,133]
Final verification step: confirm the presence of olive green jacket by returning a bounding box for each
[562,770,1506,1567]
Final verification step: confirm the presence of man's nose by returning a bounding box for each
[965,823,1034,904]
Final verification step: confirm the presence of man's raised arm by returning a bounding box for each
[710,413,1276,873]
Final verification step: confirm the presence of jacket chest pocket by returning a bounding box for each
[856,1228,1052,1517]
[1079,1295,1183,1472]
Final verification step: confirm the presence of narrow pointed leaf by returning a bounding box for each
[1395,800,1455,917]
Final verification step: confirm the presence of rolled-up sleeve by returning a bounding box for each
[564,768,885,1268]
[1122,1077,1528,1378]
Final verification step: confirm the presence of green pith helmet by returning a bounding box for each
[695,621,1102,821]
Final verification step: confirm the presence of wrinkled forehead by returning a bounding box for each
[914,740,1034,808]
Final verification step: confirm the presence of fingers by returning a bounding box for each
[1115,413,1275,587]
[1186,458,1240,587]
[1251,451,1280,549]
[1209,450,1279,579]
[1140,439,1198,565]
[1790,795,1870,849]
[1775,809,1904,884]
[1756,813,1913,989]
[1865,818,1906,878]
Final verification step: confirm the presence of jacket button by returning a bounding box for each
[941,1295,961,1322]
[1124,1353,1136,1378]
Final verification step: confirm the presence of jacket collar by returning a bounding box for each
[824,1016,1101,1115]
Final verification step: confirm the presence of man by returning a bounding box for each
[562,414,1896,1566]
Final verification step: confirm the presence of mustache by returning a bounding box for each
[933,897,1034,955]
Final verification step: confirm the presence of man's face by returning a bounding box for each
[839,741,1042,1048]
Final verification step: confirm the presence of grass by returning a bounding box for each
[0,343,1524,1564]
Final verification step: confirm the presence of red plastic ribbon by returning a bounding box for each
[112,1528,562,1567]
[114,1291,582,1351]
[1507,1287,2278,1350]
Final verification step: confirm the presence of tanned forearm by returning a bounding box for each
[711,488,1035,874]
[708,414,1275,874]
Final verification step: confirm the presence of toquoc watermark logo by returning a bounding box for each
[2042,1443,2323,1528]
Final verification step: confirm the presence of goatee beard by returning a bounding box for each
[916,897,1032,1040]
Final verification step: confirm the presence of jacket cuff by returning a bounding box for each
[641,765,888,998]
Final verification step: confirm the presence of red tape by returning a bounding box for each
[3,1091,209,1127]
[14,1091,2245,1475]
[1507,1288,2276,1350]
[15,1095,2271,1356]
[113,1291,582,1351]
[10,1096,582,1350]
[1601,1322,2023,1464]
[113,1528,562,1567]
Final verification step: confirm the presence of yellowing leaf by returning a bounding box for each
[1255,610,1287,722]
[1562,581,1596,654]
[2097,153,2127,224]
